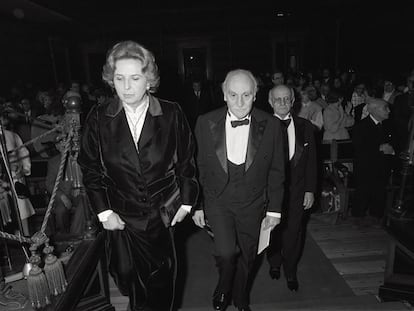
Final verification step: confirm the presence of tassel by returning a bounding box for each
[43,243,67,296]
[27,246,50,309]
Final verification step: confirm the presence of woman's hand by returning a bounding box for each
[192,210,206,228]
[102,212,126,231]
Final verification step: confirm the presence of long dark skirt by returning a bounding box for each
[105,209,176,311]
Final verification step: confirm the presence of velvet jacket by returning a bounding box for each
[194,107,285,213]
[78,94,199,226]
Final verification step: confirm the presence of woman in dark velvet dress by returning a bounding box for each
[78,41,199,311]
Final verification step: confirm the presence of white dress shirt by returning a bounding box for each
[225,111,251,165]
[123,98,150,149]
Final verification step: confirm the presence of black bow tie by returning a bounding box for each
[281,118,291,128]
[231,119,250,128]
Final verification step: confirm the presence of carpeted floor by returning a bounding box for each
[174,219,354,309]
[5,218,355,311]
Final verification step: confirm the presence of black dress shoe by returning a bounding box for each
[286,277,299,291]
[212,292,229,310]
[237,306,252,311]
[269,267,281,280]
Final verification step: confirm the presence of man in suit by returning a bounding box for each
[352,98,395,227]
[266,85,317,291]
[182,78,215,129]
[192,69,285,311]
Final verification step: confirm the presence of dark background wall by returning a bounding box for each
[1,0,413,94]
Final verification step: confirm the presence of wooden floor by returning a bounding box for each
[307,216,389,297]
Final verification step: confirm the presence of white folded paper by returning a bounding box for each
[257,218,272,254]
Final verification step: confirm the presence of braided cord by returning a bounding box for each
[40,130,72,233]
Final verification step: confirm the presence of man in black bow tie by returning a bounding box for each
[192,69,285,311]
[266,85,317,292]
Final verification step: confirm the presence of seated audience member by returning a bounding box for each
[351,82,368,122]
[391,73,414,154]
[271,70,285,87]
[382,79,400,106]
[295,87,324,130]
[323,91,354,141]
[45,137,87,236]
[319,82,331,106]
[0,114,35,236]
[307,85,327,110]
[352,98,394,227]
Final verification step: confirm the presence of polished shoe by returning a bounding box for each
[237,306,252,311]
[287,277,299,291]
[269,267,281,280]
[212,292,229,311]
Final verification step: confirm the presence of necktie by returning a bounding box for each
[280,118,291,162]
[231,119,250,128]
[281,118,291,128]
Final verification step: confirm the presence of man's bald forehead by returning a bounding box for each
[222,69,257,93]
[270,85,293,98]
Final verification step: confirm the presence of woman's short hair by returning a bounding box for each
[102,41,160,93]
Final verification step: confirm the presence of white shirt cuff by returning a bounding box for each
[98,210,113,222]
[180,205,192,213]
[266,212,281,218]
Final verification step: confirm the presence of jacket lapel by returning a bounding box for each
[138,95,162,150]
[106,108,142,174]
[291,116,304,168]
[103,94,162,173]
[246,110,267,172]
[209,108,227,173]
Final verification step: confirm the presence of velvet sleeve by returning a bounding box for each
[174,103,199,206]
[78,105,111,215]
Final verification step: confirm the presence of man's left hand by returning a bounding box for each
[263,215,281,230]
[171,206,189,226]
[303,192,314,210]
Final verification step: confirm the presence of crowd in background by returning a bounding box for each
[0,65,413,234]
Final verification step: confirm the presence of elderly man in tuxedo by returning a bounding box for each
[266,85,317,292]
[192,69,285,311]
[352,98,394,227]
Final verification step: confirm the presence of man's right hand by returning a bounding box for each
[102,212,126,231]
[192,210,206,228]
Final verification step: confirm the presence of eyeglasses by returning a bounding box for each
[272,97,291,105]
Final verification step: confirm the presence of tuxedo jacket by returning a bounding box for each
[352,116,393,182]
[78,94,199,224]
[194,107,285,213]
[286,116,317,204]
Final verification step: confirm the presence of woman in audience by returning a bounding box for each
[295,86,324,130]
[323,90,354,141]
